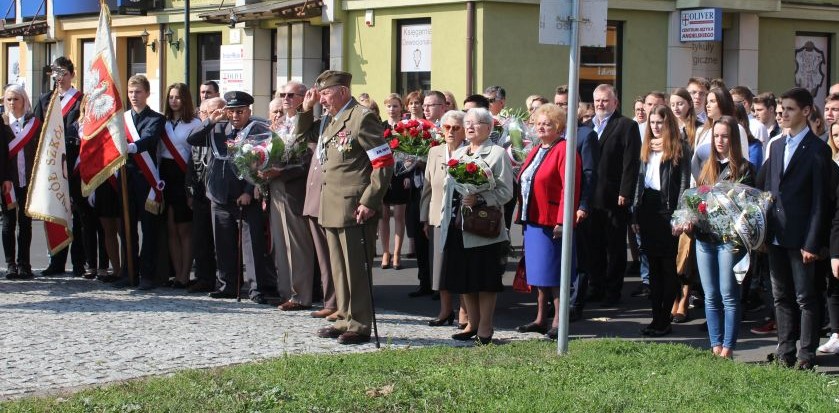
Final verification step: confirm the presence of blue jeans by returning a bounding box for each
[696,240,745,349]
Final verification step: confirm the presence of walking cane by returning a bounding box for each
[236,206,243,302]
[358,224,381,348]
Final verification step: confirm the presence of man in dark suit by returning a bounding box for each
[586,84,641,306]
[34,57,88,277]
[570,122,599,320]
[187,91,276,304]
[112,75,165,290]
[757,87,832,370]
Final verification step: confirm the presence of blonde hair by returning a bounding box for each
[531,103,567,132]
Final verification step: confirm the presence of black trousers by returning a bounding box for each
[191,193,217,284]
[1,186,31,266]
[649,255,679,328]
[48,173,89,271]
[588,207,629,300]
[211,201,275,298]
[122,167,162,281]
[768,245,820,363]
[406,185,430,290]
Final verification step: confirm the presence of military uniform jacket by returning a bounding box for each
[294,98,393,228]
[187,118,269,204]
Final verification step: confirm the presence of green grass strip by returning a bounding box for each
[3,339,839,412]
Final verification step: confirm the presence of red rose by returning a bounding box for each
[408,119,419,128]
[447,158,459,168]
[395,123,405,133]
[383,128,392,138]
[697,185,711,195]
[465,162,478,174]
[422,130,431,139]
[430,140,440,147]
[698,201,707,214]
[389,138,400,149]
[409,128,419,137]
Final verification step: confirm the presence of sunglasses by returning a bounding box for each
[442,124,462,132]
[277,93,301,99]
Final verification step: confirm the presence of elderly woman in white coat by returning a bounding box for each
[421,110,466,328]
[441,107,514,345]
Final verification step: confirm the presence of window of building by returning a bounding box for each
[80,39,95,92]
[41,42,55,93]
[396,18,431,96]
[126,37,147,77]
[198,32,221,85]
[579,22,621,102]
[6,44,20,87]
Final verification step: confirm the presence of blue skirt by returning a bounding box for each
[523,223,576,288]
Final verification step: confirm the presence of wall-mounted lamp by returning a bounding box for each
[140,29,157,53]
[228,11,238,29]
[164,27,180,51]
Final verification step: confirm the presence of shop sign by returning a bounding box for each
[400,24,431,72]
[219,45,248,95]
[55,0,118,16]
[691,41,722,79]
[117,0,159,16]
[679,8,721,42]
[538,0,607,48]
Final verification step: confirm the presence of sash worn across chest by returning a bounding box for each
[124,111,165,214]
[162,122,188,173]
[8,117,41,159]
[60,89,83,117]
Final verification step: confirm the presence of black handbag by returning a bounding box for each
[455,205,503,238]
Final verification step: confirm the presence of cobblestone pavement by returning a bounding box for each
[0,276,517,400]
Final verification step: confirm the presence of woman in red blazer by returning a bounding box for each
[515,104,581,339]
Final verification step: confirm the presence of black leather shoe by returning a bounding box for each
[428,312,455,327]
[476,334,493,345]
[72,267,86,277]
[187,280,215,293]
[452,330,478,341]
[516,322,548,334]
[250,295,267,305]
[17,265,34,279]
[208,290,237,299]
[317,326,344,339]
[40,266,65,276]
[337,331,371,345]
[137,280,160,291]
[408,287,433,298]
[546,327,558,340]
[5,264,19,280]
[112,277,133,289]
[97,274,120,283]
[646,324,672,337]
[630,283,651,298]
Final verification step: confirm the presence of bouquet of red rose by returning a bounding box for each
[446,157,495,195]
[385,118,442,175]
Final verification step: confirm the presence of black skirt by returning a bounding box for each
[442,225,506,294]
[383,173,410,205]
[637,189,678,257]
[93,180,121,218]
[160,158,192,223]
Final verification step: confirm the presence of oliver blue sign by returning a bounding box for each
[679,8,722,43]
[54,0,118,17]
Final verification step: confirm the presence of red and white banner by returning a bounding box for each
[25,89,73,255]
[79,5,127,196]
[60,87,82,117]
[124,112,164,214]
[162,123,188,173]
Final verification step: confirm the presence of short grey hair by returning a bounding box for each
[278,81,307,97]
[440,110,465,125]
[465,107,493,126]
[483,85,506,100]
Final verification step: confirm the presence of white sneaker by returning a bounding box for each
[817,333,839,353]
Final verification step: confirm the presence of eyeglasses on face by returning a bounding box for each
[464,121,490,127]
[278,93,301,99]
[442,124,462,132]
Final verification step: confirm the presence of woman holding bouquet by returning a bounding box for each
[378,93,408,269]
[161,83,202,288]
[691,88,749,181]
[632,105,691,336]
[685,115,753,358]
[442,107,514,344]
[515,104,581,339]
[421,110,467,327]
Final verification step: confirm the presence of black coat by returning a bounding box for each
[757,130,831,253]
[632,140,692,215]
[591,112,641,211]
[576,125,599,213]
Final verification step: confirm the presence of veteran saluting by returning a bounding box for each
[295,70,394,345]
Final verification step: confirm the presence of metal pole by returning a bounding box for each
[558,0,581,355]
[184,0,190,84]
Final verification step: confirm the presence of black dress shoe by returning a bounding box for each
[516,322,548,334]
[208,290,237,299]
[428,312,455,327]
[408,287,433,298]
[337,331,371,345]
[317,326,344,339]
[72,267,86,277]
[476,334,493,345]
[112,277,133,289]
[137,280,160,291]
[250,295,267,305]
[40,266,65,276]
[5,264,19,280]
[546,327,558,340]
[187,279,215,293]
[794,359,815,371]
[646,324,672,337]
[630,283,651,298]
[17,265,34,279]
[98,274,120,283]
[452,330,478,341]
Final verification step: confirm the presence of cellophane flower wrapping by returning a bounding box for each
[446,157,496,196]
[671,182,773,250]
[230,131,306,187]
[385,118,442,176]
[503,117,534,172]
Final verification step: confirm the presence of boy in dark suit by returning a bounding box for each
[757,87,832,370]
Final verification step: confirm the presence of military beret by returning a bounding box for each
[224,91,254,108]
[315,70,352,89]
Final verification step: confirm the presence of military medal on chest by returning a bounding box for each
[333,129,354,153]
